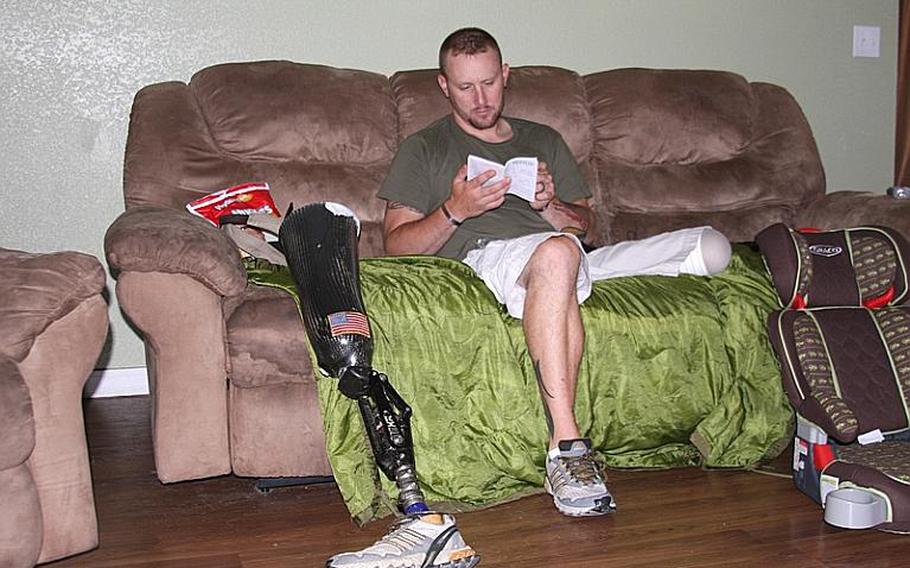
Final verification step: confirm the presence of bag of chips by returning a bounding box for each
[185,182,279,226]
[186,182,286,265]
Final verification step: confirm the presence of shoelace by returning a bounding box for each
[561,453,605,487]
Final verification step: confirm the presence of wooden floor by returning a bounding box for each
[53,396,906,568]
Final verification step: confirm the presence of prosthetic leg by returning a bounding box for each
[280,203,479,568]
[278,202,427,515]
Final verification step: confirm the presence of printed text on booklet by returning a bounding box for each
[467,154,539,202]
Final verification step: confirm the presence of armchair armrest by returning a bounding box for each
[0,248,107,562]
[0,353,42,568]
[0,354,34,471]
[104,205,247,297]
[0,248,105,362]
[797,191,910,241]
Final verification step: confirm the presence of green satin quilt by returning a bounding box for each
[245,245,792,524]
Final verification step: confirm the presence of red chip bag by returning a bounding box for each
[186,182,279,226]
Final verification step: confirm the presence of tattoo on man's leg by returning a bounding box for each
[534,359,555,437]
[534,360,554,398]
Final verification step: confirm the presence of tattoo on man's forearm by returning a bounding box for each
[534,359,555,437]
[552,202,590,230]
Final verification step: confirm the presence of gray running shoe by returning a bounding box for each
[326,513,480,568]
[545,438,616,517]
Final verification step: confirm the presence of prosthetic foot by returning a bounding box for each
[278,203,479,567]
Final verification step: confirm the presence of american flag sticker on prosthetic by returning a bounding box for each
[327,311,371,338]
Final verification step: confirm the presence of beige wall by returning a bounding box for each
[0,0,899,369]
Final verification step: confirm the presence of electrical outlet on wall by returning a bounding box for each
[853,25,880,58]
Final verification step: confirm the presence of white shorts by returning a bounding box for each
[463,227,712,319]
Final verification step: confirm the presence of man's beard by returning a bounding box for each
[461,102,503,130]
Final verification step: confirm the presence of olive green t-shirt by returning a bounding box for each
[378,115,591,260]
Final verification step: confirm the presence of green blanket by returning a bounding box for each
[246,245,792,523]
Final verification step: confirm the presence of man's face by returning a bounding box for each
[438,49,509,132]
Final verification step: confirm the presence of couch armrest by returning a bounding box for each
[115,272,232,482]
[105,205,247,297]
[797,191,910,241]
[0,248,105,362]
[107,207,240,482]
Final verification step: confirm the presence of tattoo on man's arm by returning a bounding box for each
[551,201,590,231]
[534,359,555,438]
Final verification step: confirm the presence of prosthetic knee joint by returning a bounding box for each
[279,202,428,515]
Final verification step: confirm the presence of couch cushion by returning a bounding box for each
[0,249,105,362]
[0,355,34,469]
[190,61,397,164]
[229,381,332,477]
[390,69,450,142]
[226,285,313,389]
[624,204,800,244]
[247,164,389,231]
[586,68,754,165]
[125,62,394,235]
[584,70,824,243]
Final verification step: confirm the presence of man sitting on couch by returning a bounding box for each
[381,26,732,517]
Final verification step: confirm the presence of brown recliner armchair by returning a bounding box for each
[105,61,910,485]
[0,248,108,566]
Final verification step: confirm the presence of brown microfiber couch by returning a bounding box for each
[0,248,108,566]
[105,60,910,484]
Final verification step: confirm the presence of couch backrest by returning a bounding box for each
[123,61,825,254]
[124,61,395,258]
[585,68,825,243]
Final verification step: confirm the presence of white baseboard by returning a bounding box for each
[85,367,149,398]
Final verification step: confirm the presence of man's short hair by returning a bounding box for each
[438,27,502,76]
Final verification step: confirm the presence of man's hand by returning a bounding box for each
[530,161,555,211]
[530,161,594,243]
[445,164,510,222]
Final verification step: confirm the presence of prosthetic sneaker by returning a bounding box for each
[545,438,616,517]
[326,513,480,568]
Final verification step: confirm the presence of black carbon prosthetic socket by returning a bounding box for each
[279,202,429,513]
[278,203,373,377]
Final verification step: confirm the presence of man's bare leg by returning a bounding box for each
[519,236,584,446]
[520,236,615,516]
